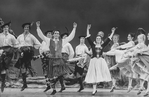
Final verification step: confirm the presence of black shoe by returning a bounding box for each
[77,87,84,92]
[144,93,149,96]
[43,86,51,92]
[137,89,143,95]
[110,86,115,92]
[51,90,57,95]
[21,85,28,91]
[59,87,65,92]
[92,90,97,95]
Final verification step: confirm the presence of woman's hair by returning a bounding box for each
[128,33,135,40]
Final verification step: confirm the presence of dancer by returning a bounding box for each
[105,33,135,92]
[104,34,120,92]
[0,22,18,92]
[48,22,77,95]
[15,22,41,91]
[126,34,149,96]
[134,32,149,96]
[36,21,54,92]
[85,24,116,95]
[72,35,90,92]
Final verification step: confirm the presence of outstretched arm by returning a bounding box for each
[86,24,94,47]
[65,22,77,42]
[102,27,117,48]
[36,21,49,43]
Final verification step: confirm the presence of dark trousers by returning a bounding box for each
[74,65,84,89]
[51,75,65,89]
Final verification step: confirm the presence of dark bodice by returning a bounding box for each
[86,37,111,58]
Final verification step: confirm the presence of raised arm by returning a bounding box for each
[101,27,116,48]
[118,41,135,49]
[86,24,95,47]
[36,21,49,43]
[65,22,77,42]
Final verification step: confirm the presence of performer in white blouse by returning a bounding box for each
[16,22,41,91]
[73,35,90,92]
[105,33,135,92]
[0,22,18,92]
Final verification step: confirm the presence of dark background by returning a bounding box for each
[1,0,149,75]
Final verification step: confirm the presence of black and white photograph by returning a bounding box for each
[0,0,149,97]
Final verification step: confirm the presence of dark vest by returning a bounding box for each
[49,39,62,58]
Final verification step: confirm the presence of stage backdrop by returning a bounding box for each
[1,0,149,76]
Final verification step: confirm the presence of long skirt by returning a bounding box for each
[15,46,35,76]
[85,57,111,84]
[131,55,149,81]
[105,56,120,79]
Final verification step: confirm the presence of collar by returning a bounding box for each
[53,38,59,42]
[2,32,9,36]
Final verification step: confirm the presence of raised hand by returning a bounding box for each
[36,21,40,27]
[109,27,117,40]
[87,24,91,30]
[111,27,117,32]
[73,22,77,28]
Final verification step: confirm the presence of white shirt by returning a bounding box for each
[17,33,41,49]
[75,44,88,56]
[37,26,76,47]
[39,40,51,54]
[62,42,74,59]
[0,32,18,47]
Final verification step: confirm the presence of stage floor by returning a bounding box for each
[0,88,146,97]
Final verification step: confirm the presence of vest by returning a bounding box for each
[49,39,62,58]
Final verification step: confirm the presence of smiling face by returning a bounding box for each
[46,32,53,39]
[53,31,60,38]
[112,35,119,43]
[80,37,85,44]
[127,34,132,41]
[96,36,102,44]
[3,25,9,32]
[24,25,30,32]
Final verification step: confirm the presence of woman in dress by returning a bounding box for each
[84,24,116,95]
[104,34,120,92]
[105,33,135,92]
[129,33,149,96]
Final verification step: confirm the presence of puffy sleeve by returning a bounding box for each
[31,35,41,49]
[37,27,49,44]
[64,27,76,43]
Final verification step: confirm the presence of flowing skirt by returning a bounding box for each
[105,56,120,79]
[85,57,111,84]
